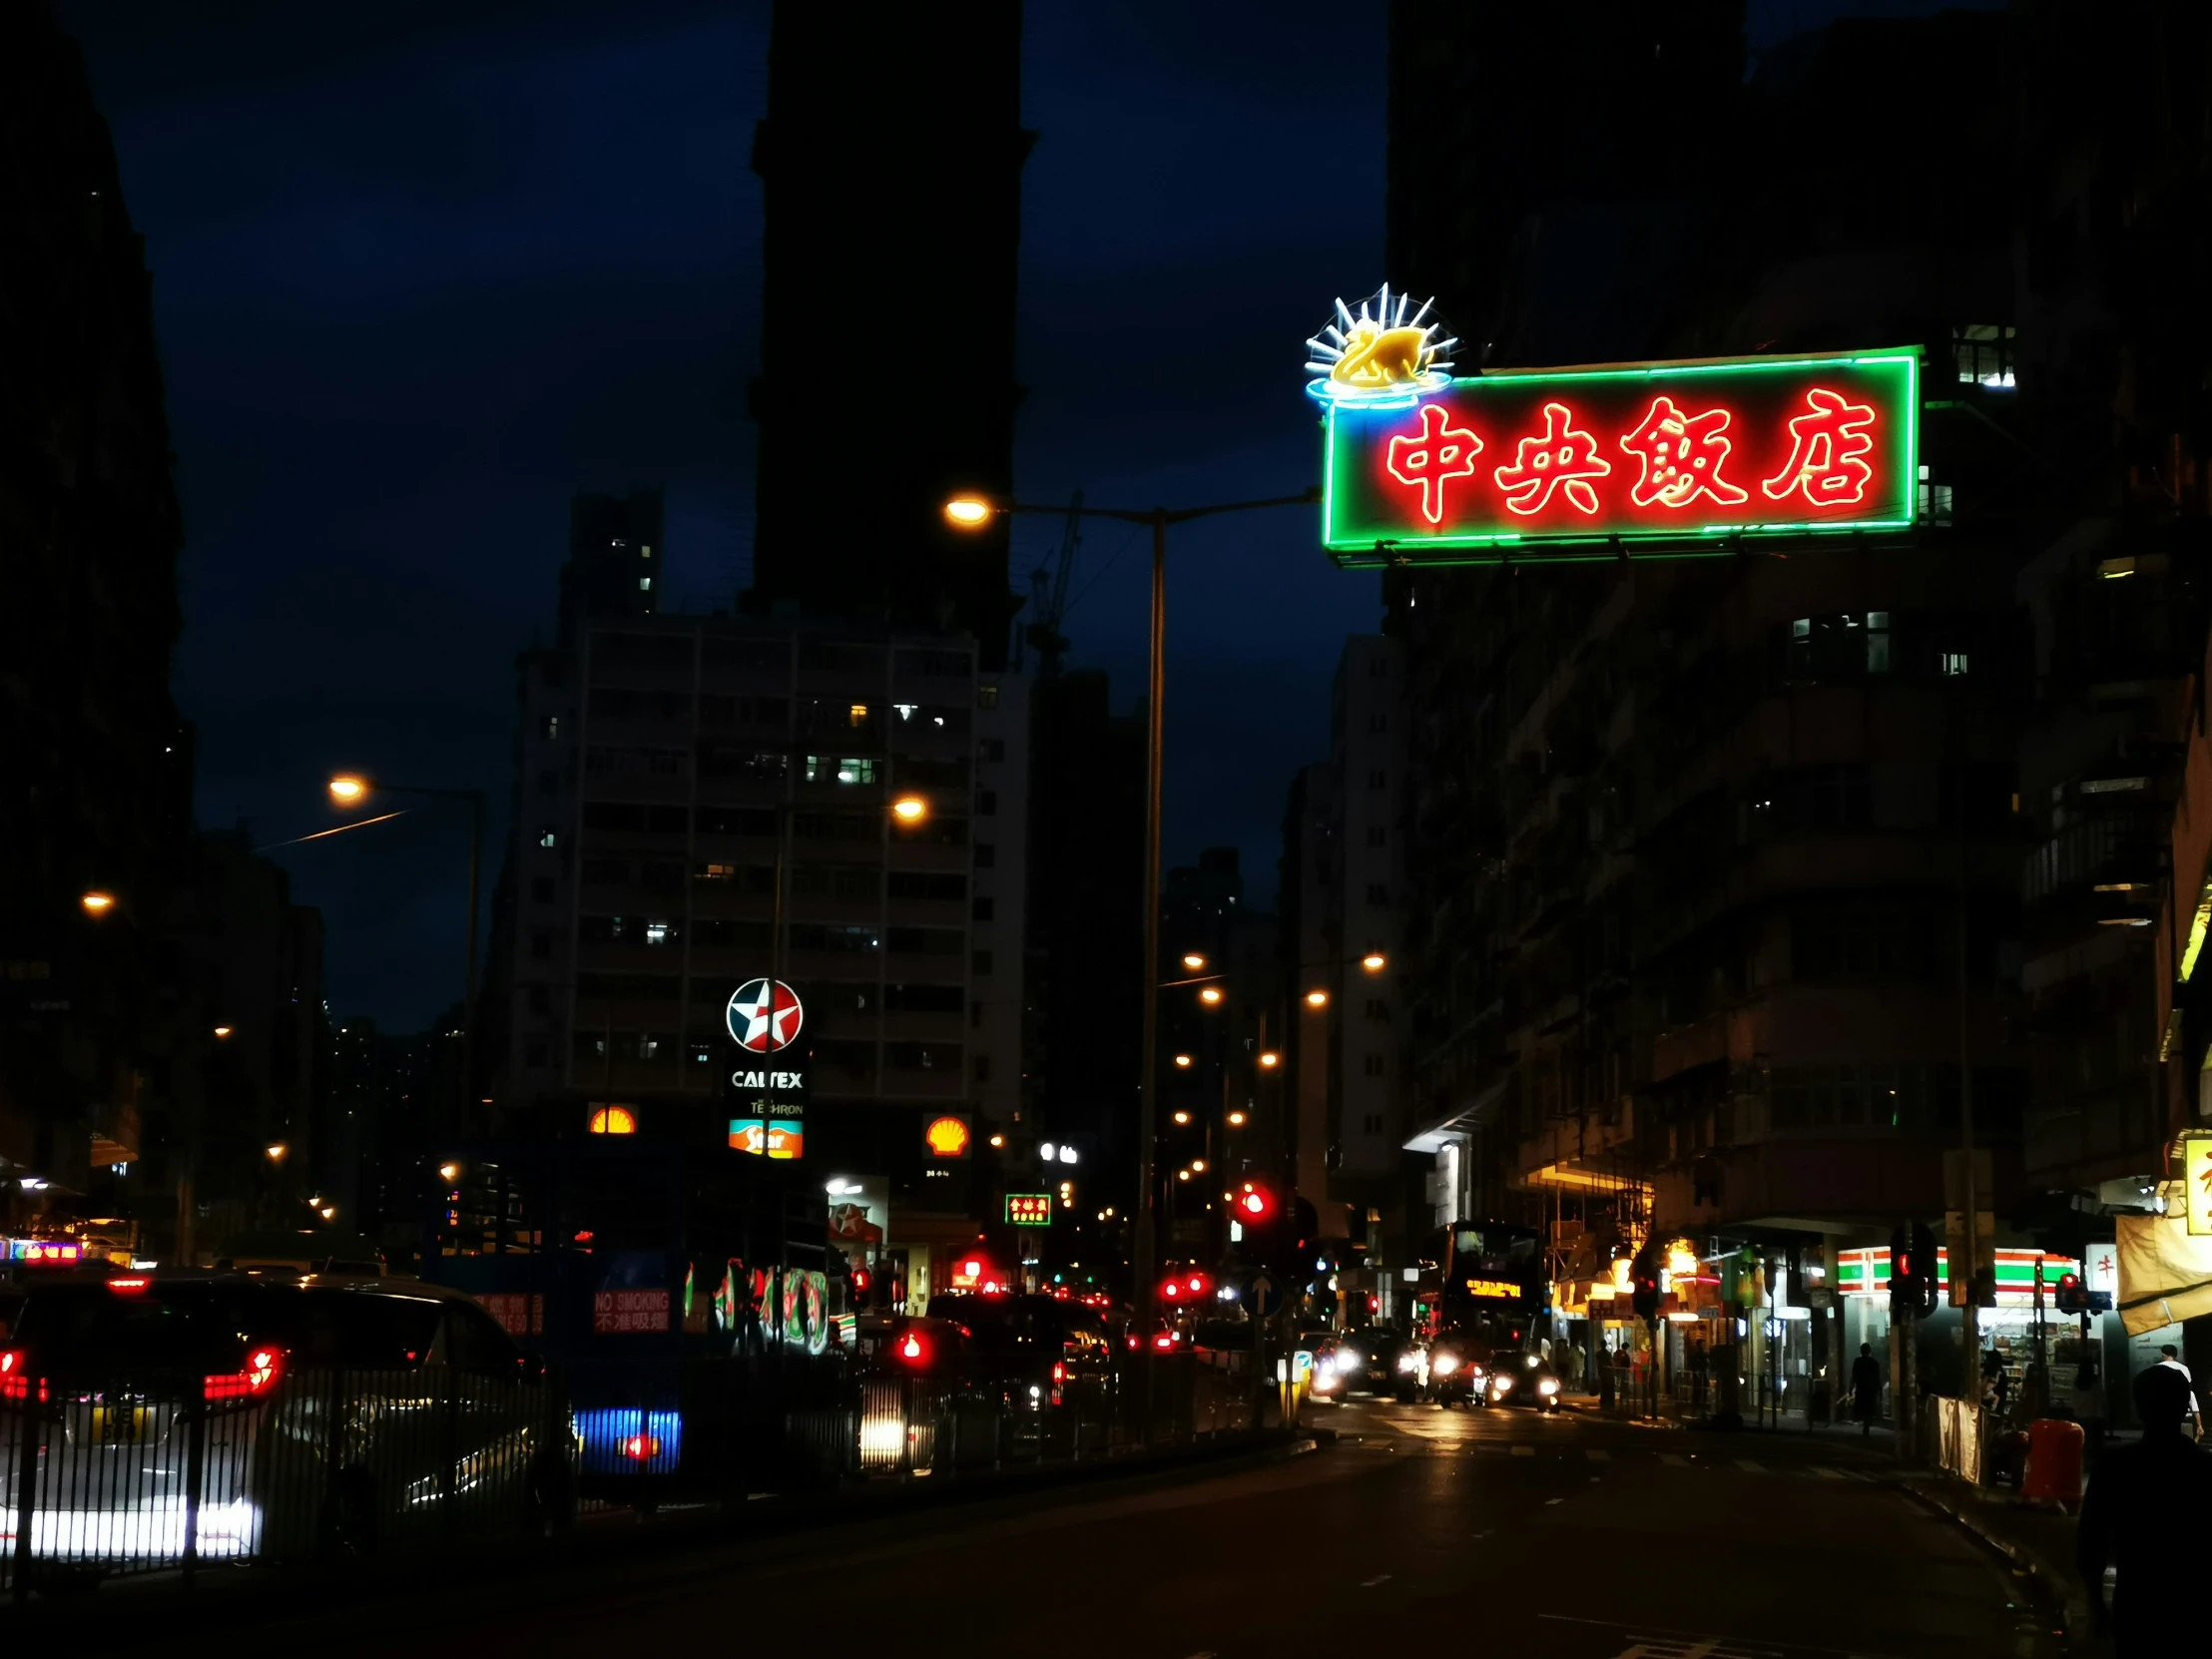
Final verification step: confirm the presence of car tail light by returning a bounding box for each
[1051,1362,1066,1384]
[107,1277,151,1295]
[897,1332,929,1366]
[623,1433,661,1460]
[0,1349,37,1403]
[205,1344,284,1401]
[1153,1333,1174,1350]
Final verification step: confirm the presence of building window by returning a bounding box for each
[539,827,558,849]
[1369,657,1387,679]
[1366,998,1388,1020]
[644,920,673,945]
[848,703,870,728]
[982,738,1006,763]
[1366,883,1389,905]
[979,790,997,818]
[530,931,553,961]
[805,756,877,785]
[977,685,999,709]
[525,1042,550,1068]
[690,1042,713,1066]
[1366,827,1385,847]
[528,985,551,1015]
[542,714,561,740]
[974,1055,992,1083]
[1364,1112,1383,1133]
[1918,466,1953,527]
[972,948,994,975]
[638,575,652,592]
[531,877,556,904]
[1363,1055,1385,1078]
[1369,769,1386,789]
[1866,612,1892,673]
[972,897,994,922]
[1940,652,1969,677]
[1369,712,1387,734]
[538,769,560,798]
[975,843,996,868]
[1953,323,2015,390]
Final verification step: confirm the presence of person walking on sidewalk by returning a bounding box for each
[2155,1345,2200,1440]
[2077,1365,2212,1654]
[1851,1342,1883,1435]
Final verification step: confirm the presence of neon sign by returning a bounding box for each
[1317,342,1919,564]
[1463,1278,1518,1300]
[1305,285,1457,407]
[1006,1194,1053,1227]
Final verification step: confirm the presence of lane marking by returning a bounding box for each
[1658,1452,1688,1467]
[1736,1458,1767,1473]
[1584,1447,1610,1461]
[1361,1573,1392,1588]
[1544,1496,1564,1505]
[1808,1465,1843,1479]
[1511,1444,1535,1457]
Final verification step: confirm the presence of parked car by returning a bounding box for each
[0,1270,575,1575]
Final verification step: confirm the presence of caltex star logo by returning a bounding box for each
[727,978,804,1053]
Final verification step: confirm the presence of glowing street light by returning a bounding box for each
[1198,986,1223,1007]
[941,495,994,528]
[1190,1159,1206,1174]
[1172,1110,1192,1126]
[1181,952,1207,971]
[1258,1051,1280,1069]
[1362,952,1387,973]
[326,774,369,806]
[318,1205,337,1222]
[265,1142,288,1163]
[1227,1110,1248,1127]
[1173,1053,1193,1069]
[1305,988,1329,1008]
[438,1162,461,1185]
[214,1025,235,1040]
[891,795,929,825]
[80,890,116,917]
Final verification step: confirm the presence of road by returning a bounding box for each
[163,1394,2056,1658]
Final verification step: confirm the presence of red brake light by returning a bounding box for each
[1240,1190,1268,1217]
[1051,1361,1066,1383]
[622,1433,661,1460]
[1154,1333,1174,1350]
[0,1349,28,1401]
[205,1344,283,1401]
[107,1277,151,1294]
[898,1332,928,1366]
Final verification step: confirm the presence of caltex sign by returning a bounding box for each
[727,978,804,1053]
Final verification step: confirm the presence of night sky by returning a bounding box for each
[57,0,1981,1031]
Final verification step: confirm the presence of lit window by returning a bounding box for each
[1953,324,2015,390]
[1866,612,1892,674]
[642,545,653,559]
[894,704,918,721]
[849,704,869,727]
[836,758,876,785]
[542,715,561,740]
[1918,464,1953,527]
[977,686,999,709]
[539,828,558,848]
[639,576,652,592]
[644,920,672,945]
[1940,652,1969,677]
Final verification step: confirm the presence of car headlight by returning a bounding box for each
[1397,1353,1420,1372]
[1336,1351,1363,1375]
[1493,1374,1514,1391]
[1431,1354,1458,1376]
[1538,1378,1560,1395]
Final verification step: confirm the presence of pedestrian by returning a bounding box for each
[1597,1342,1615,1410]
[1851,1341,1883,1435]
[2154,1345,2201,1440]
[2077,1364,2212,1655]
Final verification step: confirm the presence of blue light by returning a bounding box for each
[576,1407,683,1475]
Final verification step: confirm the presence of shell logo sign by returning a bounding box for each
[923,1115,972,1159]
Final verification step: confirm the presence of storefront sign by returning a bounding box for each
[1463,1278,1517,1300]
[924,1114,972,1159]
[1006,1194,1053,1226]
[1310,295,1918,566]
[730,1111,803,1159]
[727,977,804,1053]
[2184,1132,2212,1237]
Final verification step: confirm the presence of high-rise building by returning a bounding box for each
[747,2,1028,663]
[559,489,663,640]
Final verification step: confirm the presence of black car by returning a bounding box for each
[1335,1329,1407,1395]
[1418,1331,1495,1406]
[1484,1350,1564,1411]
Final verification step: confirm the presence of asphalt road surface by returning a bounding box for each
[161,1395,2057,1658]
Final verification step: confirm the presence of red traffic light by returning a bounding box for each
[897,1331,929,1366]
[1237,1183,1275,1220]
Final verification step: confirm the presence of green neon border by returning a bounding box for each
[1320,348,1921,563]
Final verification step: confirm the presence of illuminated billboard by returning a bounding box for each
[2186,1133,2212,1237]
[1006,1194,1052,1227]
[1311,298,1918,566]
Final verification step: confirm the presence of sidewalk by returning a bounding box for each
[1899,1473,2087,1649]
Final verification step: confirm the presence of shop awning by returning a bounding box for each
[2116,1210,2212,1336]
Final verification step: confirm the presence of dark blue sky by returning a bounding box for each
[58,0,1979,1029]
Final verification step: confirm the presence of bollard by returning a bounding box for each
[2021,1415,2084,1510]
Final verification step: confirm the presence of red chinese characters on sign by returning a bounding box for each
[479,1293,544,1338]
[1385,402,1485,524]
[1493,401,1612,516]
[1619,396,1749,509]
[592,1287,671,1336]
[1761,386,1877,506]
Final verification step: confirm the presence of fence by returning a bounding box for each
[0,1364,571,1599]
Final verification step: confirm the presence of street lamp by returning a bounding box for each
[1227,1110,1247,1127]
[80,890,116,917]
[265,1143,287,1163]
[891,794,929,825]
[1198,986,1224,1007]
[214,1025,235,1040]
[944,480,1319,1432]
[1305,989,1329,1008]
[1173,1053,1193,1069]
[326,773,485,1124]
[1362,952,1387,973]
[1181,952,1207,971]
[1173,1110,1192,1126]
[1258,1051,1280,1069]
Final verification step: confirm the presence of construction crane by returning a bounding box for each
[1018,491,1083,677]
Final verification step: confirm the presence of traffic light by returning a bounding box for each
[2053,1272,2089,1315]
[1158,1268,1211,1305]
[1630,1243,1663,1322]
[1911,1222,1940,1315]
[1234,1181,1276,1224]
[1889,1225,1915,1316]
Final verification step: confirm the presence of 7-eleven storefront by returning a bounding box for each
[1836,1246,2084,1409]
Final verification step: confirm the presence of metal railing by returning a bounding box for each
[1,1364,572,1599]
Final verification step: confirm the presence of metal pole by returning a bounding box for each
[464,790,482,1132]
[1957,778,1980,1424]
[1134,508,1168,1443]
